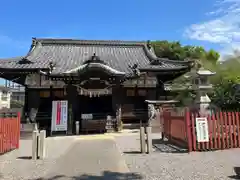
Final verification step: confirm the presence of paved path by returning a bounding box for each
[40,138,139,180]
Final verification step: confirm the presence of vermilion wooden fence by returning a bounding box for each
[187,111,240,152]
[0,112,20,154]
[162,109,240,152]
[162,111,188,148]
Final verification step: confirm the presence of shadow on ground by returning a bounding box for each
[17,156,32,160]
[123,151,142,154]
[152,139,188,153]
[31,171,143,180]
[122,138,188,154]
[229,167,240,179]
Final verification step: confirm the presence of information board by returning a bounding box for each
[195,117,209,142]
[51,100,68,132]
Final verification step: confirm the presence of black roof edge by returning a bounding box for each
[0,67,48,72]
[33,37,147,46]
[139,66,191,72]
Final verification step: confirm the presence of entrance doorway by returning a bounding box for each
[79,95,113,118]
[79,95,113,133]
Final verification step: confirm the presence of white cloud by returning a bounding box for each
[184,0,240,58]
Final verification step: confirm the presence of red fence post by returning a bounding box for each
[206,115,211,150]
[191,113,197,151]
[232,112,237,148]
[185,110,193,152]
[236,112,240,147]
[16,112,20,149]
[216,112,221,149]
[0,117,2,154]
[3,117,5,153]
[219,112,225,149]
[212,113,217,149]
[223,112,229,149]
[228,112,233,148]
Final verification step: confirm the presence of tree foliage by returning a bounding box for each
[151,40,220,63]
[209,56,240,110]
[151,40,240,110]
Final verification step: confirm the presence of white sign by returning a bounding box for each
[195,117,209,142]
[81,114,93,120]
[51,100,68,131]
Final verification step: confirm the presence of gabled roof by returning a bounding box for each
[0,38,192,74]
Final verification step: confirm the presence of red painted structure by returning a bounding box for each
[161,109,240,152]
[0,112,20,154]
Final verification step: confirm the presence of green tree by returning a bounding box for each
[151,40,220,63]
[205,49,220,64]
[152,41,186,60]
[208,56,240,110]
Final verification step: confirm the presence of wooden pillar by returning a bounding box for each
[66,84,79,134]
[49,85,53,133]
[112,83,123,131]
[156,78,164,100]
[116,104,122,131]
[24,87,29,123]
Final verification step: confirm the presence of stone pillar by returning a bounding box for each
[146,126,152,154]
[38,130,46,159]
[32,130,38,160]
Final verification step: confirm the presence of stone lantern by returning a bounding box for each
[195,67,216,115]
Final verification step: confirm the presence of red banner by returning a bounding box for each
[56,101,61,125]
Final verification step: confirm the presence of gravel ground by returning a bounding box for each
[115,133,240,180]
[1,132,240,180]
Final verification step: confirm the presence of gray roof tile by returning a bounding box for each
[0,38,192,74]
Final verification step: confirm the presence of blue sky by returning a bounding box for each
[0,0,239,59]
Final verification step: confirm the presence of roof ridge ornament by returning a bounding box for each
[48,61,55,74]
[92,53,97,61]
[83,53,106,65]
[18,58,33,64]
[32,37,37,46]
[147,40,151,50]
[129,63,140,77]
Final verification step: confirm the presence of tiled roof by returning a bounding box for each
[0,38,192,74]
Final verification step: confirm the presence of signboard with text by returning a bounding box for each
[51,100,68,132]
[195,117,209,142]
